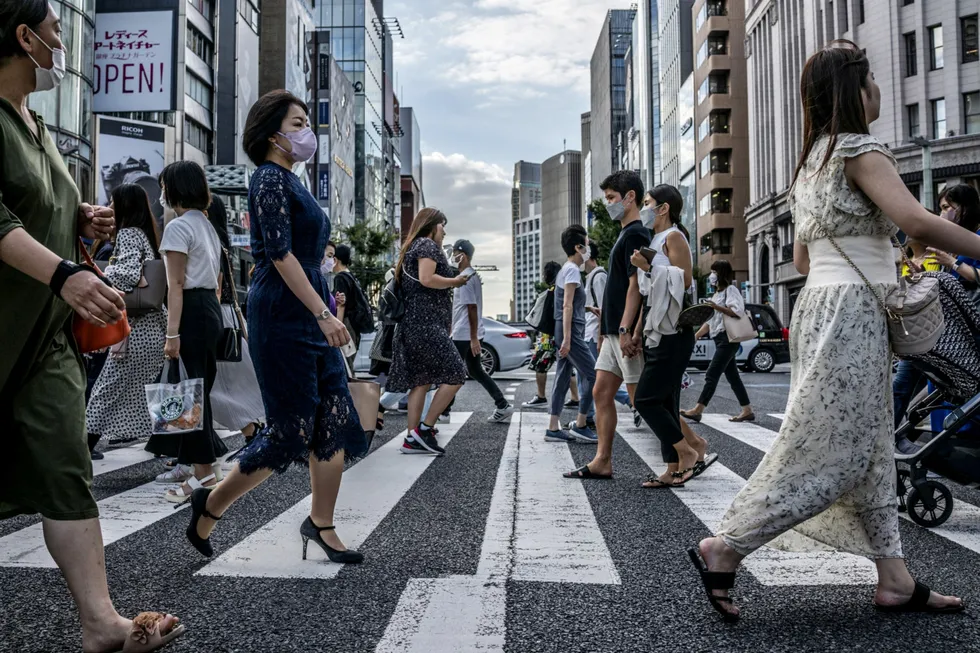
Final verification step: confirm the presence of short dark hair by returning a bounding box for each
[710,260,735,288]
[588,240,599,261]
[0,0,47,60]
[543,261,562,286]
[599,170,644,206]
[242,89,310,167]
[335,244,352,266]
[159,161,211,211]
[561,224,588,256]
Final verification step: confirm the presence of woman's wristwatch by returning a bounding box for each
[316,307,331,321]
[618,326,630,336]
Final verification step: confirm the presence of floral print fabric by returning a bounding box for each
[716,133,903,559]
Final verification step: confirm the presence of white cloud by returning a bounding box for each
[391,0,617,103]
[422,151,515,317]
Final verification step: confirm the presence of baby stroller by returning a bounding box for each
[894,272,980,527]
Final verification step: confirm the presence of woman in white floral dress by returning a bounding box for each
[689,41,980,621]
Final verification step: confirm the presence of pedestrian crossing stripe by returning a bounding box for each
[197,413,474,579]
[0,432,240,569]
[721,413,980,558]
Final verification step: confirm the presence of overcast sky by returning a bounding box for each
[387,0,619,317]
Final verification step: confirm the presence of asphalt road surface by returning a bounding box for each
[2,366,979,652]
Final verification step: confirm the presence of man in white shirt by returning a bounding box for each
[450,240,513,423]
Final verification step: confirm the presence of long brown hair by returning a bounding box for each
[111,183,162,258]
[792,40,871,186]
[395,207,447,282]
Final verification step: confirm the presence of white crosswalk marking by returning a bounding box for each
[618,427,877,585]
[768,413,786,421]
[754,414,980,555]
[197,413,473,579]
[377,410,620,652]
[0,433,240,569]
[90,429,240,477]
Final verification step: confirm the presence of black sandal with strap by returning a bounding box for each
[873,581,965,614]
[185,487,221,558]
[688,547,740,622]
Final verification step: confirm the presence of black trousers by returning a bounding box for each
[146,289,228,465]
[634,329,696,464]
[453,340,508,409]
[697,332,751,407]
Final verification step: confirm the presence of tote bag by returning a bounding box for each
[722,287,757,344]
[145,359,205,434]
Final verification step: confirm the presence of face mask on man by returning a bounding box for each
[274,126,318,163]
[606,199,625,222]
[27,29,66,92]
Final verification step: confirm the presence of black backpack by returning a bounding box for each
[379,275,405,324]
[337,271,376,334]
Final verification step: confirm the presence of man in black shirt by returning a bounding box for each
[565,170,649,480]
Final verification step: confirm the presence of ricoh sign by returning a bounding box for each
[93,11,177,112]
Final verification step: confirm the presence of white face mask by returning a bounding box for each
[27,29,66,92]
[606,199,625,222]
[709,272,718,286]
[159,192,169,211]
[639,205,656,229]
[321,256,335,274]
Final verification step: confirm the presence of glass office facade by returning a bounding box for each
[318,0,386,225]
[28,0,97,200]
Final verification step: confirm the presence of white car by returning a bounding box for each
[354,318,533,377]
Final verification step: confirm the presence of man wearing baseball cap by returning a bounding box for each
[449,239,513,422]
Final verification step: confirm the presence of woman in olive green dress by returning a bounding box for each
[0,2,184,651]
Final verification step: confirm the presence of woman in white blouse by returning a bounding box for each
[681,260,755,423]
[145,161,229,501]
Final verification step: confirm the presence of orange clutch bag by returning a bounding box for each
[72,237,131,354]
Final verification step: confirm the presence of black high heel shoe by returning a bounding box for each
[300,516,364,564]
[185,487,221,558]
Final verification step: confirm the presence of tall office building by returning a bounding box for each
[677,73,697,263]
[631,0,662,189]
[744,1,980,324]
[693,0,750,282]
[315,0,389,227]
[399,106,423,240]
[581,111,593,225]
[589,10,633,198]
[27,0,97,199]
[541,150,583,269]
[658,0,695,188]
[511,161,542,320]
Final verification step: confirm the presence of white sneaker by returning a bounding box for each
[438,412,452,423]
[155,464,193,484]
[488,404,514,423]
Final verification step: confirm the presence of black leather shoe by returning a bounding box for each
[300,516,363,564]
[185,488,220,557]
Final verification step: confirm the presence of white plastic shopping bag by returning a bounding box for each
[145,359,205,435]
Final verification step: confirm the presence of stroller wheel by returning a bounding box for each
[906,480,954,528]
[897,469,911,513]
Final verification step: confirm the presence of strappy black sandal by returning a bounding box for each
[641,475,675,488]
[691,453,719,479]
[680,410,702,423]
[670,467,695,487]
[688,547,739,622]
[184,487,220,558]
[562,464,613,480]
[873,581,965,614]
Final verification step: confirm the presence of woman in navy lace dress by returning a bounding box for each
[182,90,368,565]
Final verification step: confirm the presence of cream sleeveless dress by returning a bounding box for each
[716,133,903,559]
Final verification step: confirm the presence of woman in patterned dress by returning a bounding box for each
[183,90,367,564]
[690,41,979,620]
[86,184,167,449]
[386,208,469,455]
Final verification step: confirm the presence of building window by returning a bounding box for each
[697,41,708,67]
[963,15,979,63]
[710,189,733,214]
[710,149,732,174]
[699,155,709,178]
[187,24,213,67]
[902,0,913,5]
[698,117,709,142]
[903,32,917,77]
[709,109,731,135]
[931,98,946,138]
[699,194,710,217]
[711,229,734,254]
[185,72,212,110]
[708,32,727,56]
[907,103,920,139]
[965,92,980,135]
[698,72,729,103]
[188,0,212,19]
[184,117,211,153]
[929,25,943,70]
[858,0,865,24]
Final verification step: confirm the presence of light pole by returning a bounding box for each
[911,136,933,211]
